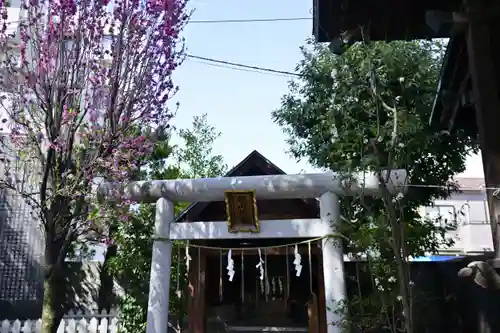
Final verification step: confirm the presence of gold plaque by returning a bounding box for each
[224,190,259,233]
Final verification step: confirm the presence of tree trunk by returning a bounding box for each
[40,227,67,333]
[98,243,118,312]
[381,183,414,333]
[40,271,65,333]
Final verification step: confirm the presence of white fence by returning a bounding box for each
[1,310,119,333]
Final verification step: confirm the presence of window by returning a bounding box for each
[425,205,456,227]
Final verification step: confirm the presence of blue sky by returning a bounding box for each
[168,0,484,177]
[93,0,482,261]
[169,0,318,174]
[7,0,483,176]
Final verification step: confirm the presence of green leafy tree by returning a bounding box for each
[110,115,227,333]
[273,39,477,333]
[174,113,228,178]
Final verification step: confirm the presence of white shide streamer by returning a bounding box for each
[227,249,235,282]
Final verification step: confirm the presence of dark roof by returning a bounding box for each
[313,0,461,42]
[429,34,477,136]
[175,150,312,222]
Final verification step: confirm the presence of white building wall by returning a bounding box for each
[423,186,494,254]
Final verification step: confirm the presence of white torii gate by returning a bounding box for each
[98,170,407,333]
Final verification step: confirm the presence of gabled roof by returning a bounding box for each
[175,150,310,222]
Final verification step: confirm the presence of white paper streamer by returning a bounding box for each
[256,249,265,294]
[278,277,283,295]
[271,277,276,295]
[227,249,235,282]
[256,248,265,280]
[293,244,302,277]
[185,242,191,274]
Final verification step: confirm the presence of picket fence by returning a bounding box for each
[0,310,119,333]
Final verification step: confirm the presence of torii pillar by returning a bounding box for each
[98,170,407,333]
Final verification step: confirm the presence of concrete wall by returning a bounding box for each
[422,190,494,253]
[0,260,122,320]
[0,185,120,319]
[0,185,45,319]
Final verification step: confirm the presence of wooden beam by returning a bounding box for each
[465,0,500,262]
[307,293,320,333]
[447,71,471,132]
[317,253,327,333]
[170,219,330,240]
[464,2,500,331]
[188,248,206,333]
[440,42,465,128]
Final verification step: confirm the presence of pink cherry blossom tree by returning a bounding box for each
[0,0,187,332]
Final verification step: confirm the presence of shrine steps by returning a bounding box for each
[200,313,308,333]
[197,322,308,333]
[226,326,308,333]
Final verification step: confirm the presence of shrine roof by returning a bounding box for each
[313,0,461,42]
[429,33,477,137]
[174,150,318,222]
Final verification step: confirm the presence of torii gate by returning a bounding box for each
[98,169,407,333]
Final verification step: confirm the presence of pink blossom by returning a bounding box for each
[104,237,115,246]
[0,0,188,224]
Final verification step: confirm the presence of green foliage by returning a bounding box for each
[273,39,477,333]
[109,114,227,333]
[174,113,228,178]
[274,40,473,201]
[116,295,148,333]
[273,39,472,256]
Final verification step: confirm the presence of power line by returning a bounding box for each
[188,58,293,78]
[189,17,312,24]
[186,54,300,77]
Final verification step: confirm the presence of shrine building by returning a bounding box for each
[175,150,325,333]
[98,149,406,333]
